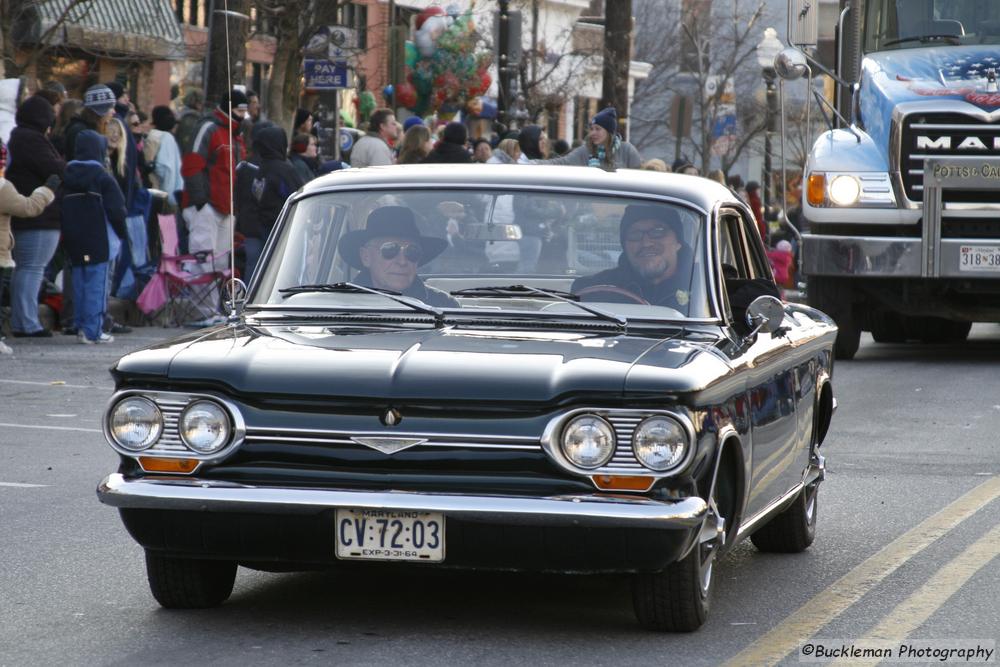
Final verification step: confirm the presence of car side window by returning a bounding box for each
[719,214,750,280]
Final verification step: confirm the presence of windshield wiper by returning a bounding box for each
[451,284,627,330]
[279,282,445,326]
[882,34,961,47]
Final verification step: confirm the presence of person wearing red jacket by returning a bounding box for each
[746,181,766,243]
[181,89,247,277]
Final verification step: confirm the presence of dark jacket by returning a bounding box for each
[571,250,695,311]
[62,114,98,161]
[289,153,318,182]
[7,96,65,232]
[518,125,545,160]
[60,130,128,266]
[235,126,305,240]
[421,141,472,164]
[354,269,459,308]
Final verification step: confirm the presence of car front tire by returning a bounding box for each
[632,489,726,632]
[145,551,237,608]
[749,482,818,553]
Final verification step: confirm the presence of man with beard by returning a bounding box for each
[571,204,693,311]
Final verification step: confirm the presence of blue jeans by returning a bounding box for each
[242,237,263,284]
[11,229,60,334]
[72,262,109,341]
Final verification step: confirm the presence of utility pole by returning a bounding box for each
[497,0,511,126]
[205,0,250,108]
[600,0,632,138]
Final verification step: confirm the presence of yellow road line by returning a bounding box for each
[723,475,1000,667]
[831,522,1000,667]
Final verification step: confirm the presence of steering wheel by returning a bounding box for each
[575,284,649,305]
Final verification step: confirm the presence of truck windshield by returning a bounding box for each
[865,0,1000,52]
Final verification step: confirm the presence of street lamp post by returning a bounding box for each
[757,27,783,222]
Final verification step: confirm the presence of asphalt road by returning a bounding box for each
[1,326,999,666]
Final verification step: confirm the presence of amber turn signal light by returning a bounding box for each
[591,475,655,492]
[138,457,199,474]
[807,172,826,206]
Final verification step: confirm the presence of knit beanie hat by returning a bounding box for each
[84,84,116,115]
[403,116,424,131]
[151,106,176,132]
[619,204,683,246]
[590,107,617,136]
[294,108,312,130]
[104,81,126,100]
[220,89,249,117]
[442,121,467,145]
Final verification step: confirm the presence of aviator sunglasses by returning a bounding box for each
[376,241,423,263]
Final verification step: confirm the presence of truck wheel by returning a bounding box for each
[869,310,906,344]
[807,276,860,359]
[632,486,726,632]
[145,551,237,608]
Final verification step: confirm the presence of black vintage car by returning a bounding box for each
[97,165,837,631]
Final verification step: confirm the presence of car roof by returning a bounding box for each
[301,164,735,213]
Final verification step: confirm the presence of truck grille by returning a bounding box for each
[900,113,1000,203]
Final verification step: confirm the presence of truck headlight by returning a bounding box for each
[109,397,163,451]
[179,400,231,453]
[632,416,688,471]
[561,415,616,469]
[829,175,861,207]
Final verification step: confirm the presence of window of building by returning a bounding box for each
[337,2,368,49]
[174,0,207,27]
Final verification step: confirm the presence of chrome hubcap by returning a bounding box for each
[698,496,726,595]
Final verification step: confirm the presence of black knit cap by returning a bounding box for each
[590,107,617,135]
[104,80,126,99]
[619,204,683,245]
[151,106,176,132]
[442,121,467,145]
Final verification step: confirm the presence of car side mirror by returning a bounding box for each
[746,295,785,336]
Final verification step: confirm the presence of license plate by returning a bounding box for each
[959,245,1000,272]
[335,509,445,562]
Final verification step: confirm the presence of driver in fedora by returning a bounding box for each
[338,206,458,308]
[572,204,694,309]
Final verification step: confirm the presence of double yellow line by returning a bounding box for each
[725,476,1000,666]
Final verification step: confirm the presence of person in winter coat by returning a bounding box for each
[421,122,472,164]
[539,107,642,170]
[517,125,548,162]
[350,108,398,168]
[5,94,65,337]
[60,130,127,344]
[181,88,247,277]
[288,133,319,182]
[234,125,305,280]
[0,140,57,270]
[143,106,183,206]
[397,124,434,164]
[746,181,767,242]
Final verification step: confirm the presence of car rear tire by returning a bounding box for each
[632,488,726,632]
[145,551,237,608]
[807,276,859,360]
[750,482,818,553]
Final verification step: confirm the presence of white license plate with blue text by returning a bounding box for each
[335,509,445,562]
[959,245,1000,272]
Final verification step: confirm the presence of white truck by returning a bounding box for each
[781,0,1000,359]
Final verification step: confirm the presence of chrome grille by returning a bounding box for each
[901,113,1000,203]
[244,426,539,451]
[147,394,191,454]
[606,414,644,471]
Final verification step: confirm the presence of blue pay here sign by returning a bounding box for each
[304,59,348,89]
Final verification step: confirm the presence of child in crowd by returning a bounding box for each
[60,130,127,344]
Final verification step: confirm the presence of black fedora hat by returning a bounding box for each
[338,206,449,270]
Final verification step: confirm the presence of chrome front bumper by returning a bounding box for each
[803,234,1000,279]
[97,473,708,530]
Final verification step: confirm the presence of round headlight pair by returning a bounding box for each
[560,414,688,472]
[108,397,231,454]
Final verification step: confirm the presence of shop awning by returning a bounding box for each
[26,0,186,60]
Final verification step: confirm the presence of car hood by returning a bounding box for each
[859,46,1000,158]
[113,323,732,402]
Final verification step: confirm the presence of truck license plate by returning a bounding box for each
[335,509,444,562]
[959,245,1000,272]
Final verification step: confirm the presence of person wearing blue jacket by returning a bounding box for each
[60,130,127,344]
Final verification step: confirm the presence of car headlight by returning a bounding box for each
[561,415,616,469]
[828,174,861,206]
[632,416,688,471]
[179,400,231,453]
[109,397,163,451]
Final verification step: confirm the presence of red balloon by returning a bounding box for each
[397,82,418,109]
[415,6,446,30]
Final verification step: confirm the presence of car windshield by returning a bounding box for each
[865,0,1000,52]
[252,188,711,322]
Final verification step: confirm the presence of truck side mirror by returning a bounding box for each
[775,47,809,81]
[789,0,819,47]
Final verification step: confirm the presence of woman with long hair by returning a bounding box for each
[397,125,433,164]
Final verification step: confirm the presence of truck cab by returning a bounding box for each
[799,0,1000,358]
